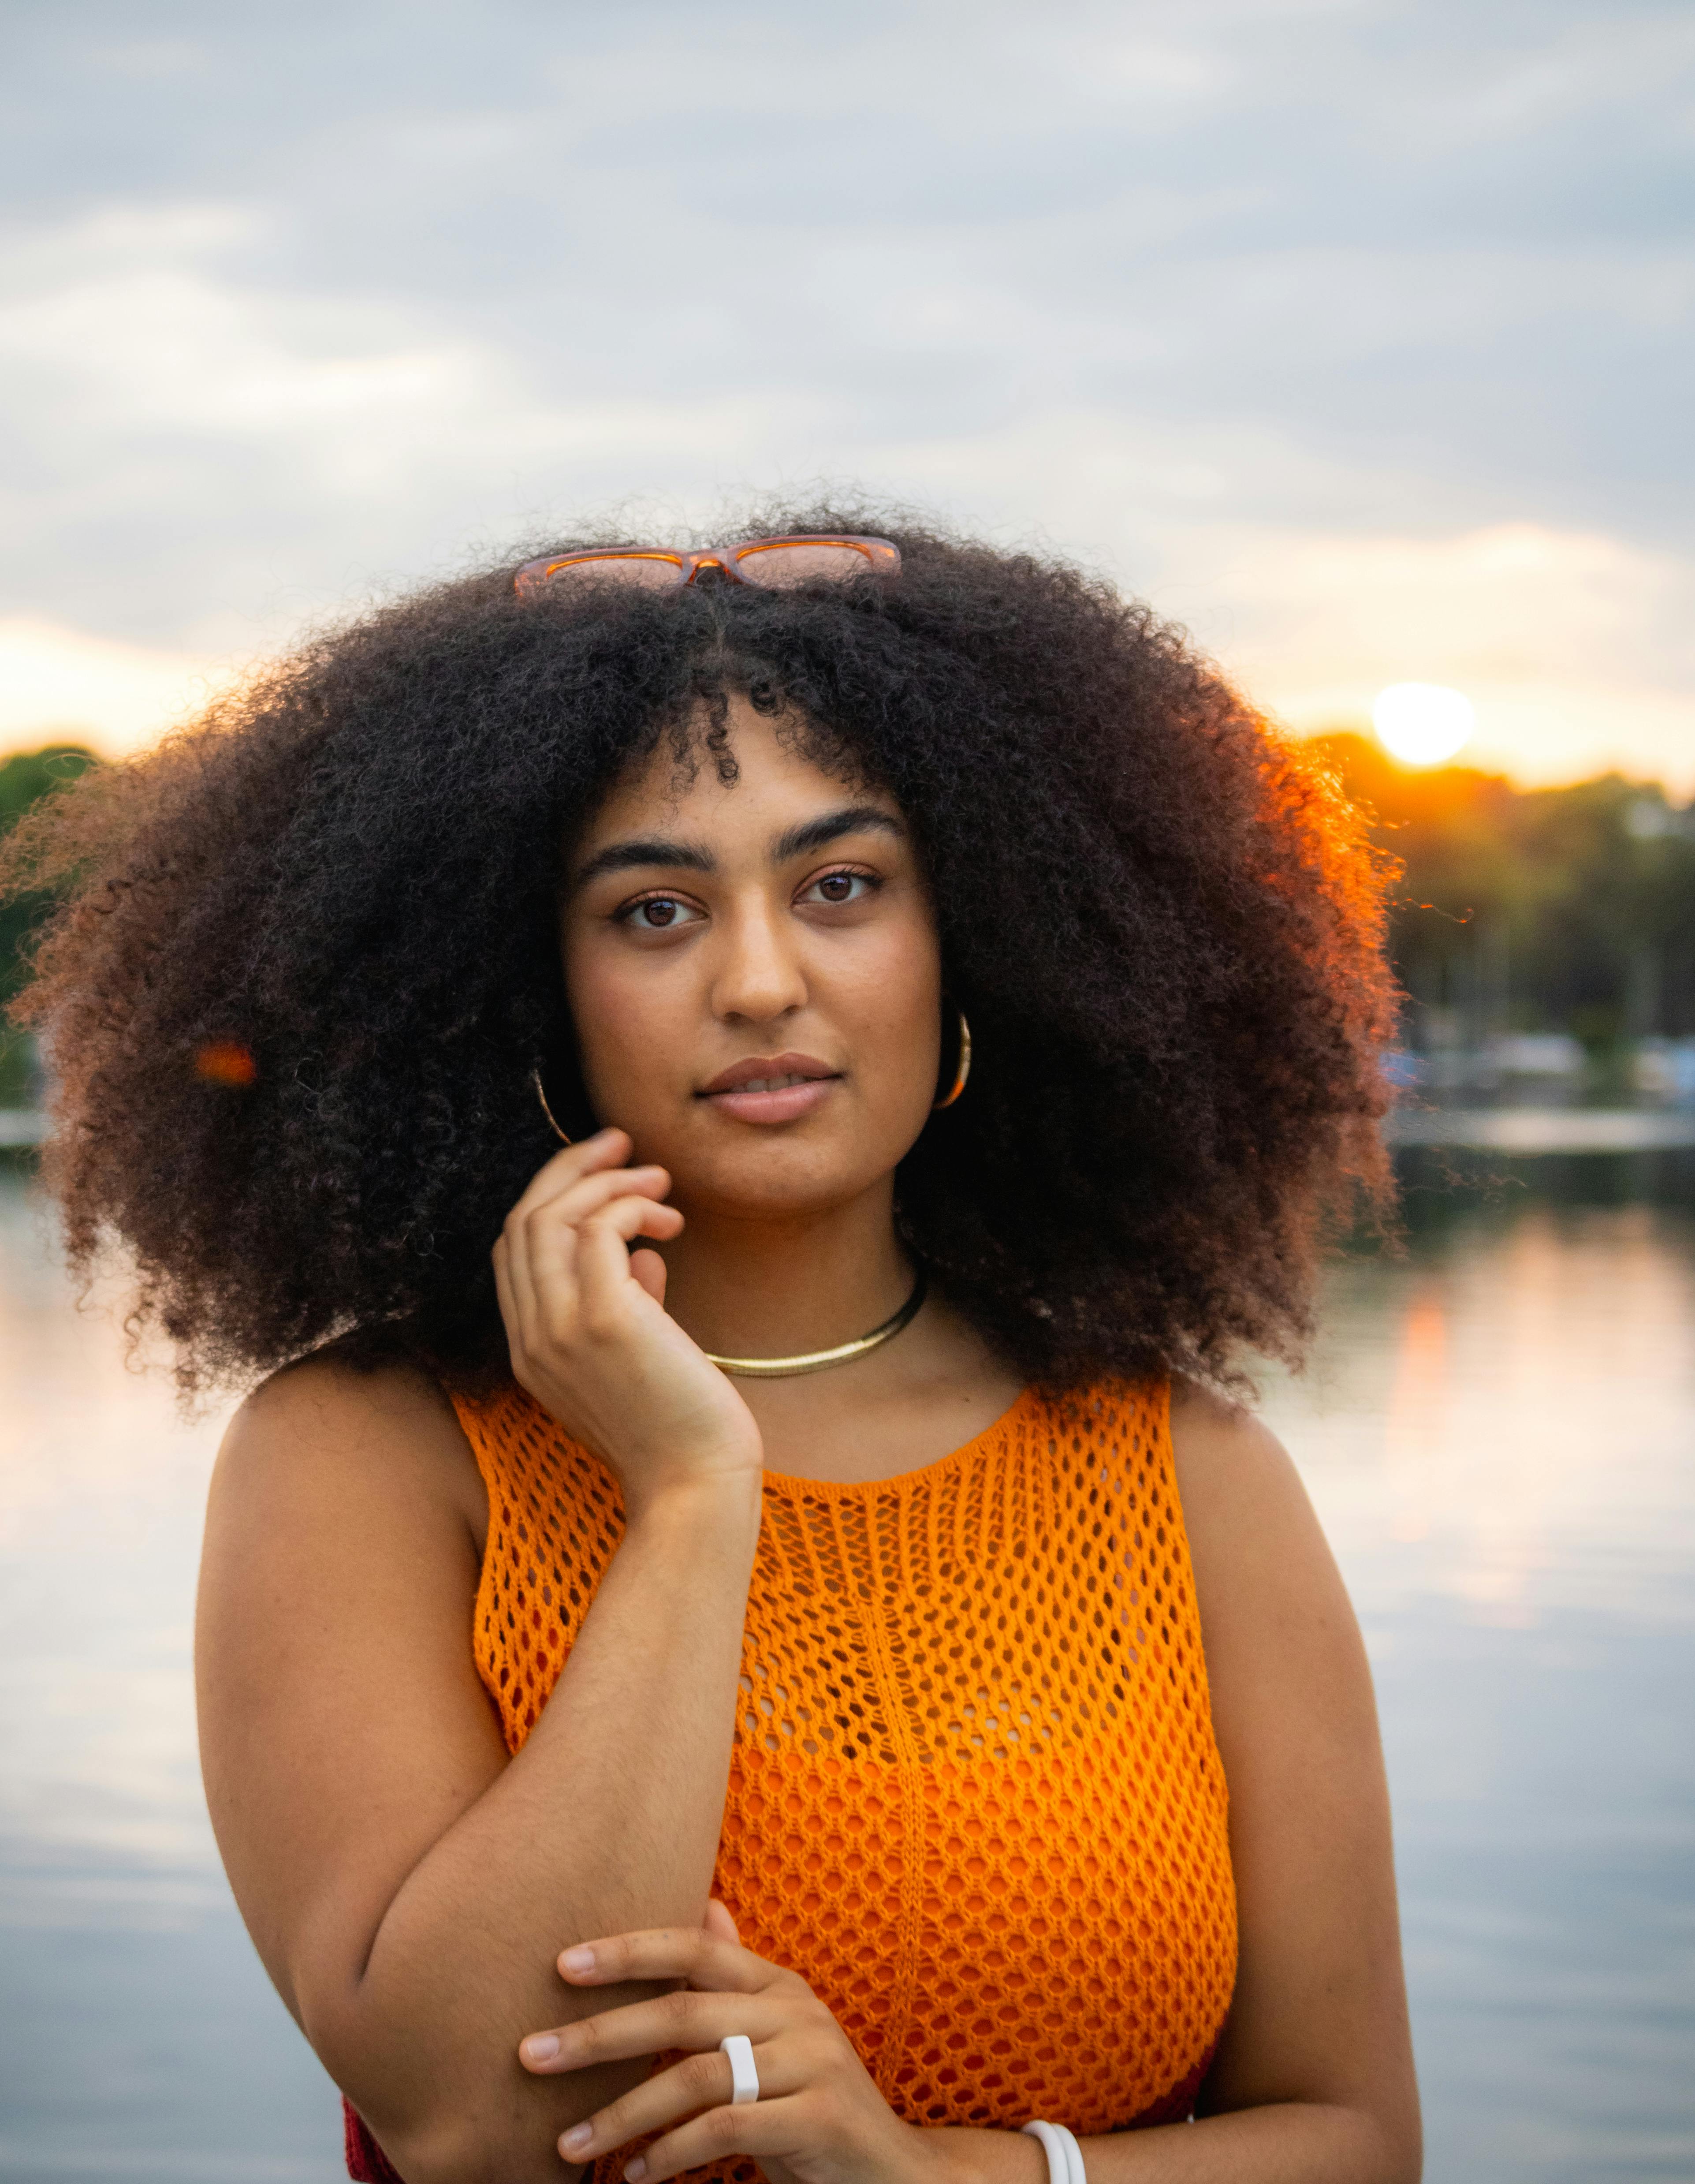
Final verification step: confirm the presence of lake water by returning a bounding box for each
[2,1152,1692,2184]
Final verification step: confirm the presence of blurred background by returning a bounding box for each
[1,4,1691,2181]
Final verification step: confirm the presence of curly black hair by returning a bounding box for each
[4,505,1395,1397]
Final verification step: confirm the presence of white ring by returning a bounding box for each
[1023,2121,1085,2184]
[719,2033,759,2105]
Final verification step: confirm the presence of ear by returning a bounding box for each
[702,1897,741,1946]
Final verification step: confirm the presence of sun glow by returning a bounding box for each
[0,615,231,758]
[1372,682,1475,767]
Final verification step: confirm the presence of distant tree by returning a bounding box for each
[1,743,101,1104]
[1309,734,1695,1047]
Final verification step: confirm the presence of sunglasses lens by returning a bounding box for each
[536,553,688,590]
[516,538,897,601]
[732,541,872,589]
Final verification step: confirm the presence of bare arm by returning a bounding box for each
[197,1134,766,2184]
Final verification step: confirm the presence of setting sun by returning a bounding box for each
[1372,681,1475,767]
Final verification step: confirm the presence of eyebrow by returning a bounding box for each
[573,805,903,888]
[572,835,715,885]
[771,806,904,862]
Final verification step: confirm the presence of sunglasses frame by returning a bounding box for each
[513,533,901,597]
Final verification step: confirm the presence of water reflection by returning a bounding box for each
[1260,1162,1695,2184]
[1262,1195,1695,1631]
[0,1183,231,1883]
[1,1161,1692,2182]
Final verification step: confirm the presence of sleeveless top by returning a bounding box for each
[346,1378,1237,2183]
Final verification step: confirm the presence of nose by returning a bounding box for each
[711,892,807,1026]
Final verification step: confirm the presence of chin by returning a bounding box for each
[672,1130,893,1219]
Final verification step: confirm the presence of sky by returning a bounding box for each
[3,0,1692,788]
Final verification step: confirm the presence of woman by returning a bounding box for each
[7,518,1419,2184]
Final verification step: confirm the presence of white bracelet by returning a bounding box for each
[1022,2119,1086,2184]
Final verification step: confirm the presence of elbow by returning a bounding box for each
[301,1969,605,2184]
[306,2009,571,2184]
[1387,2122,1424,2184]
[352,2105,580,2184]
[1351,2100,1422,2184]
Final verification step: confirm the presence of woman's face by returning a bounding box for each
[559,696,943,1219]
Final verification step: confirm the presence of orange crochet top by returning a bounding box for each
[346,1378,1236,2184]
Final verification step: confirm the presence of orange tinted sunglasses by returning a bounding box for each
[514,533,900,597]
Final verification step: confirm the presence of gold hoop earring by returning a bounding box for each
[933,1008,972,1110]
[531,1067,573,1146]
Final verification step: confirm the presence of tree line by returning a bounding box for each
[1313,733,1695,1052]
[0,743,100,1105]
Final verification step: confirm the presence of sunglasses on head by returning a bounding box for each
[513,533,900,597]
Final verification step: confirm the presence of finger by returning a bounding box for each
[491,1232,535,1363]
[516,1166,673,1293]
[520,1987,784,2075]
[629,1247,668,1306]
[626,2093,813,2184]
[533,1163,673,1224]
[515,1158,671,1238]
[702,1899,740,1947]
[500,1194,579,1360]
[574,1198,686,1320]
[514,1127,629,1210]
[506,1191,682,1361]
[507,1128,630,1219]
[509,1167,667,1299]
[558,1926,773,1994]
[492,1231,516,1329]
[524,1192,676,1325]
[554,2044,794,2166]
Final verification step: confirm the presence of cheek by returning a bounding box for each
[562,943,678,1105]
[842,929,943,1105]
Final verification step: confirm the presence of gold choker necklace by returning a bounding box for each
[704,1269,928,1379]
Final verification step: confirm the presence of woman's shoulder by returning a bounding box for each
[1166,1375,1324,1575]
[1056,1372,1312,1559]
[214,1340,488,1552]
[1053,1373,1282,1476]
[1166,1375,1367,1717]
[1167,1375,1297,1499]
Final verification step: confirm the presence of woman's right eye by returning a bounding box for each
[619,895,704,932]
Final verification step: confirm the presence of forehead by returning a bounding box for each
[579,704,901,850]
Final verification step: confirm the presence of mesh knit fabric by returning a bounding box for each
[346,1379,1236,2182]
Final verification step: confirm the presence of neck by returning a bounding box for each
[657,1180,913,1360]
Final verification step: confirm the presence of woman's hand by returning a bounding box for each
[492,1129,763,1517]
[518,1905,938,2184]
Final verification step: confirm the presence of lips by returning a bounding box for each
[698,1052,842,1125]
[699,1053,839,1097]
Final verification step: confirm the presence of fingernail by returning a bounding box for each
[560,2123,592,2153]
[625,2161,648,2182]
[561,1945,596,1973]
[524,2033,560,2063]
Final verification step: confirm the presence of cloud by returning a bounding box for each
[0,0,1689,784]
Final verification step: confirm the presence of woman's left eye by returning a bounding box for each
[802,869,877,907]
